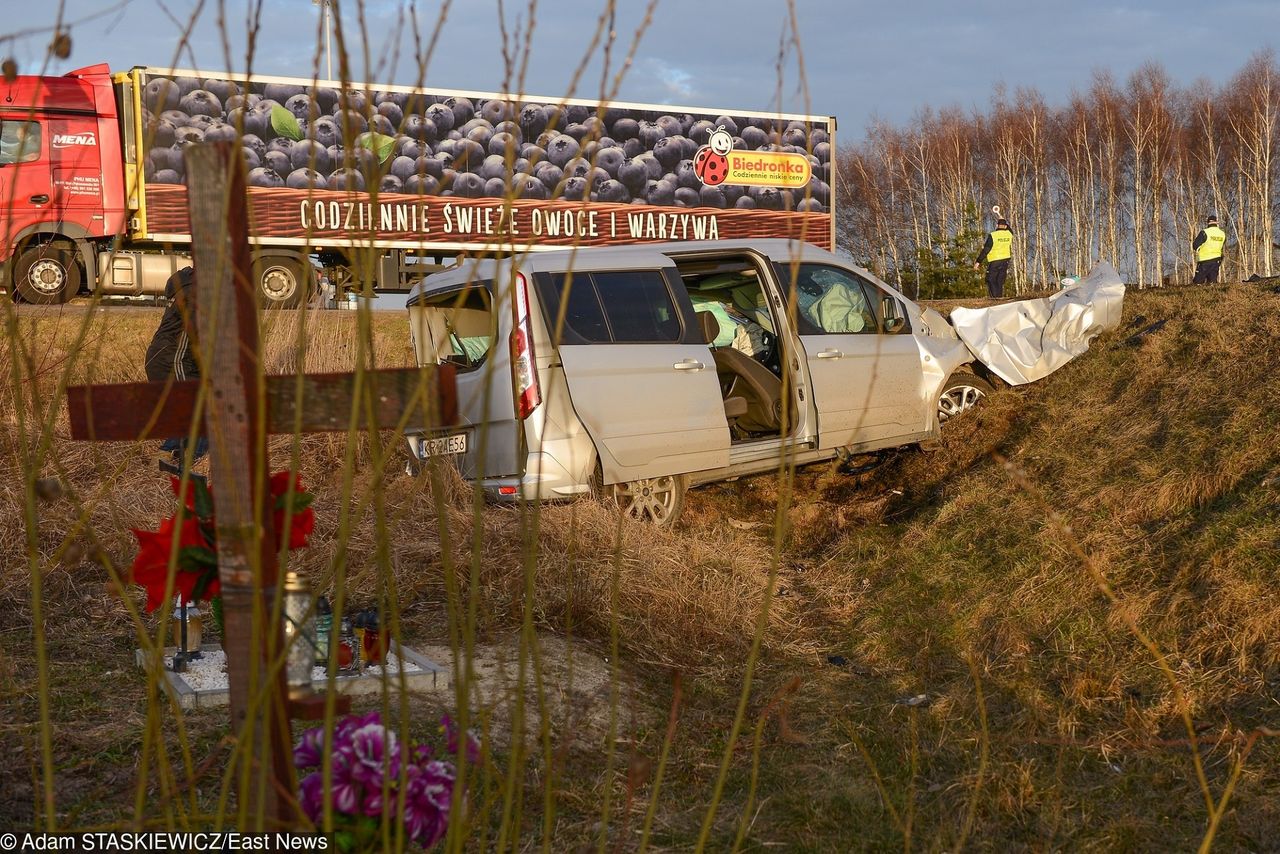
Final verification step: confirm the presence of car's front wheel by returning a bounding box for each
[938,372,993,424]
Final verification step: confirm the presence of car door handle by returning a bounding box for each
[30,194,49,204]
[673,359,705,371]
[816,348,844,359]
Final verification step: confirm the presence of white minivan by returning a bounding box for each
[406,239,989,524]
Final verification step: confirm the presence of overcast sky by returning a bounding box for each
[5,0,1280,141]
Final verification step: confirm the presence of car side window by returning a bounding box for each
[548,272,610,343]
[592,270,682,342]
[785,264,879,335]
[0,121,41,165]
[546,270,682,344]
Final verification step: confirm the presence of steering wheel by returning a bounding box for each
[758,328,782,375]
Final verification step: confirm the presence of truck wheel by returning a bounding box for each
[255,257,308,309]
[592,463,687,526]
[13,243,81,304]
[938,372,993,425]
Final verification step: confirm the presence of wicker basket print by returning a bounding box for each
[145,185,832,250]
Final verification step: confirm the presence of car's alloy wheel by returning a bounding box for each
[938,374,993,423]
[606,474,686,526]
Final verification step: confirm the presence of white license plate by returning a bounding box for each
[419,432,467,458]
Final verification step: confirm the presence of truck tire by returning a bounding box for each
[255,256,309,309]
[938,372,994,425]
[13,243,81,304]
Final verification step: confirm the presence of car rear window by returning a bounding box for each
[410,282,494,371]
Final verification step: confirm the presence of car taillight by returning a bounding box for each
[510,271,541,419]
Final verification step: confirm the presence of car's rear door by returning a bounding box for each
[537,265,731,484]
[778,262,927,449]
[407,275,520,480]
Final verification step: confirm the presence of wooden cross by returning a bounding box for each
[64,142,457,826]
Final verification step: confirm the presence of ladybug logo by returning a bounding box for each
[694,125,733,186]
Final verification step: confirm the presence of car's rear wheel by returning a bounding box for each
[938,372,993,424]
[592,463,687,526]
[13,243,81,304]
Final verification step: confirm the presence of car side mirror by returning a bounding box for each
[881,296,907,333]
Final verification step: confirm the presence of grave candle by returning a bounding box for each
[171,598,204,654]
[282,573,315,696]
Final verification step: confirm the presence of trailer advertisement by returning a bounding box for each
[137,70,834,251]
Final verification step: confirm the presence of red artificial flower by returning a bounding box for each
[274,505,316,550]
[269,471,300,498]
[131,472,312,611]
[129,513,218,612]
[270,471,315,550]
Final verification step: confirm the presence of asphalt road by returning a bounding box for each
[8,299,164,315]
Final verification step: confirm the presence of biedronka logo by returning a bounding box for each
[693,125,811,189]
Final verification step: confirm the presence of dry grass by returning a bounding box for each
[3,282,1280,847]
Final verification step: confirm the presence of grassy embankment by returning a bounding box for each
[1,281,1278,849]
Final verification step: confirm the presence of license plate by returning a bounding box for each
[418,432,467,458]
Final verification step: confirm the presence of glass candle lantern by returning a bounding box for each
[282,573,316,695]
[172,597,203,652]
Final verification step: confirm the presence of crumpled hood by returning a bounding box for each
[948,262,1126,385]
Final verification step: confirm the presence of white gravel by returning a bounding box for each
[166,648,423,694]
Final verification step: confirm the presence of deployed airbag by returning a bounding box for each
[949,262,1125,385]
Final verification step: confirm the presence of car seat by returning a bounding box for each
[697,311,784,434]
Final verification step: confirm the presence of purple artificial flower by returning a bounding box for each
[299,772,324,824]
[441,715,482,766]
[403,761,455,848]
[294,726,325,770]
[299,762,361,824]
[334,709,381,744]
[360,788,384,818]
[349,718,400,789]
[328,755,362,816]
[296,708,475,845]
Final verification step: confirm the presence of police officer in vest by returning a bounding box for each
[1191,215,1226,284]
[973,217,1013,298]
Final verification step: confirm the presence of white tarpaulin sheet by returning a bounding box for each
[949,262,1126,385]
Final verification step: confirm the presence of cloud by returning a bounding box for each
[636,57,696,103]
[5,0,1279,142]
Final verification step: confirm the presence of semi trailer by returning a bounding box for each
[1,63,835,306]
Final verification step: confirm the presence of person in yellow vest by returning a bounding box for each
[973,217,1013,298]
[1191,215,1226,284]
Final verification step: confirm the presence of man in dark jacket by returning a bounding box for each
[144,266,207,474]
[974,218,1014,298]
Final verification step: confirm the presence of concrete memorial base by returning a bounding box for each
[135,643,451,710]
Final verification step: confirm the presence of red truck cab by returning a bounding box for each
[1,63,127,302]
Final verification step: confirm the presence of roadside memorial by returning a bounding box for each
[63,140,457,825]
